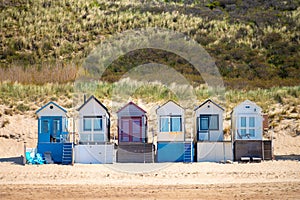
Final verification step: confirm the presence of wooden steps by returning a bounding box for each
[62,143,73,165]
[183,142,193,163]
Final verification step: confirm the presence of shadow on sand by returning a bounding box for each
[275,155,300,161]
[0,156,24,165]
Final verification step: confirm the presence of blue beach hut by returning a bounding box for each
[36,101,72,164]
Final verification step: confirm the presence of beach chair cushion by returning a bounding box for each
[34,153,45,164]
[25,152,35,164]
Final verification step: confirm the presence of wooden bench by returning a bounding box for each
[252,157,262,162]
[240,157,251,162]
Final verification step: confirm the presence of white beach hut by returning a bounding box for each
[231,100,263,141]
[74,95,113,164]
[194,99,232,162]
[231,100,272,161]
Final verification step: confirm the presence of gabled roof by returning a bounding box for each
[117,101,147,114]
[77,95,109,115]
[36,101,67,114]
[240,99,258,107]
[232,100,261,112]
[156,100,183,112]
[194,99,224,111]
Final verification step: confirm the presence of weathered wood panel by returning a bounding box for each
[234,140,262,161]
[263,114,269,130]
[263,140,272,160]
[234,140,273,161]
[117,143,153,163]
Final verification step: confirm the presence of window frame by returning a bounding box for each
[83,116,103,132]
[198,114,219,131]
[159,115,182,132]
[41,120,49,133]
[83,118,92,131]
[93,116,103,131]
[239,116,256,137]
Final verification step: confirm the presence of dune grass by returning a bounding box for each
[1,0,299,87]
[0,81,299,114]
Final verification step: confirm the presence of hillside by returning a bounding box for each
[0,0,299,88]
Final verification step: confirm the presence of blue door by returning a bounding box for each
[38,117,62,143]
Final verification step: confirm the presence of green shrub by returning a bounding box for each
[16,103,30,112]
[274,94,283,104]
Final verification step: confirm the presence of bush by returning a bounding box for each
[274,94,283,104]
[16,103,30,112]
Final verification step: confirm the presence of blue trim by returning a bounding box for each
[38,118,41,137]
[157,142,194,162]
[37,143,64,163]
[38,116,64,143]
[36,101,67,114]
[157,142,185,162]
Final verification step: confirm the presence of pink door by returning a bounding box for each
[120,117,142,142]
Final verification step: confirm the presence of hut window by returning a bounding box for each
[249,117,255,137]
[94,117,103,131]
[199,115,219,131]
[160,116,182,132]
[160,117,169,132]
[241,117,247,127]
[83,116,103,131]
[41,120,49,133]
[240,116,255,137]
[83,118,92,131]
[240,117,247,136]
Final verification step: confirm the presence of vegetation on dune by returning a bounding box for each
[0,81,299,112]
[0,82,73,114]
[0,0,299,88]
[0,81,299,133]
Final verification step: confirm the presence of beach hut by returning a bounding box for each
[156,100,193,162]
[194,99,232,162]
[231,100,263,141]
[74,95,113,164]
[116,102,153,163]
[231,100,272,161]
[36,101,73,164]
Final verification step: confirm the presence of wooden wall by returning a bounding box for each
[234,140,272,161]
[117,143,153,163]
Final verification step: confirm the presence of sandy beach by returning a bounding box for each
[1,161,300,199]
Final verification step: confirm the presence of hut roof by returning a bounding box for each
[194,99,224,111]
[77,95,109,115]
[35,101,67,114]
[117,101,147,114]
[156,100,183,111]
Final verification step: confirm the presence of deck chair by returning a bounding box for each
[44,151,54,164]
[25,152,35,164]
[34,153,45,164]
